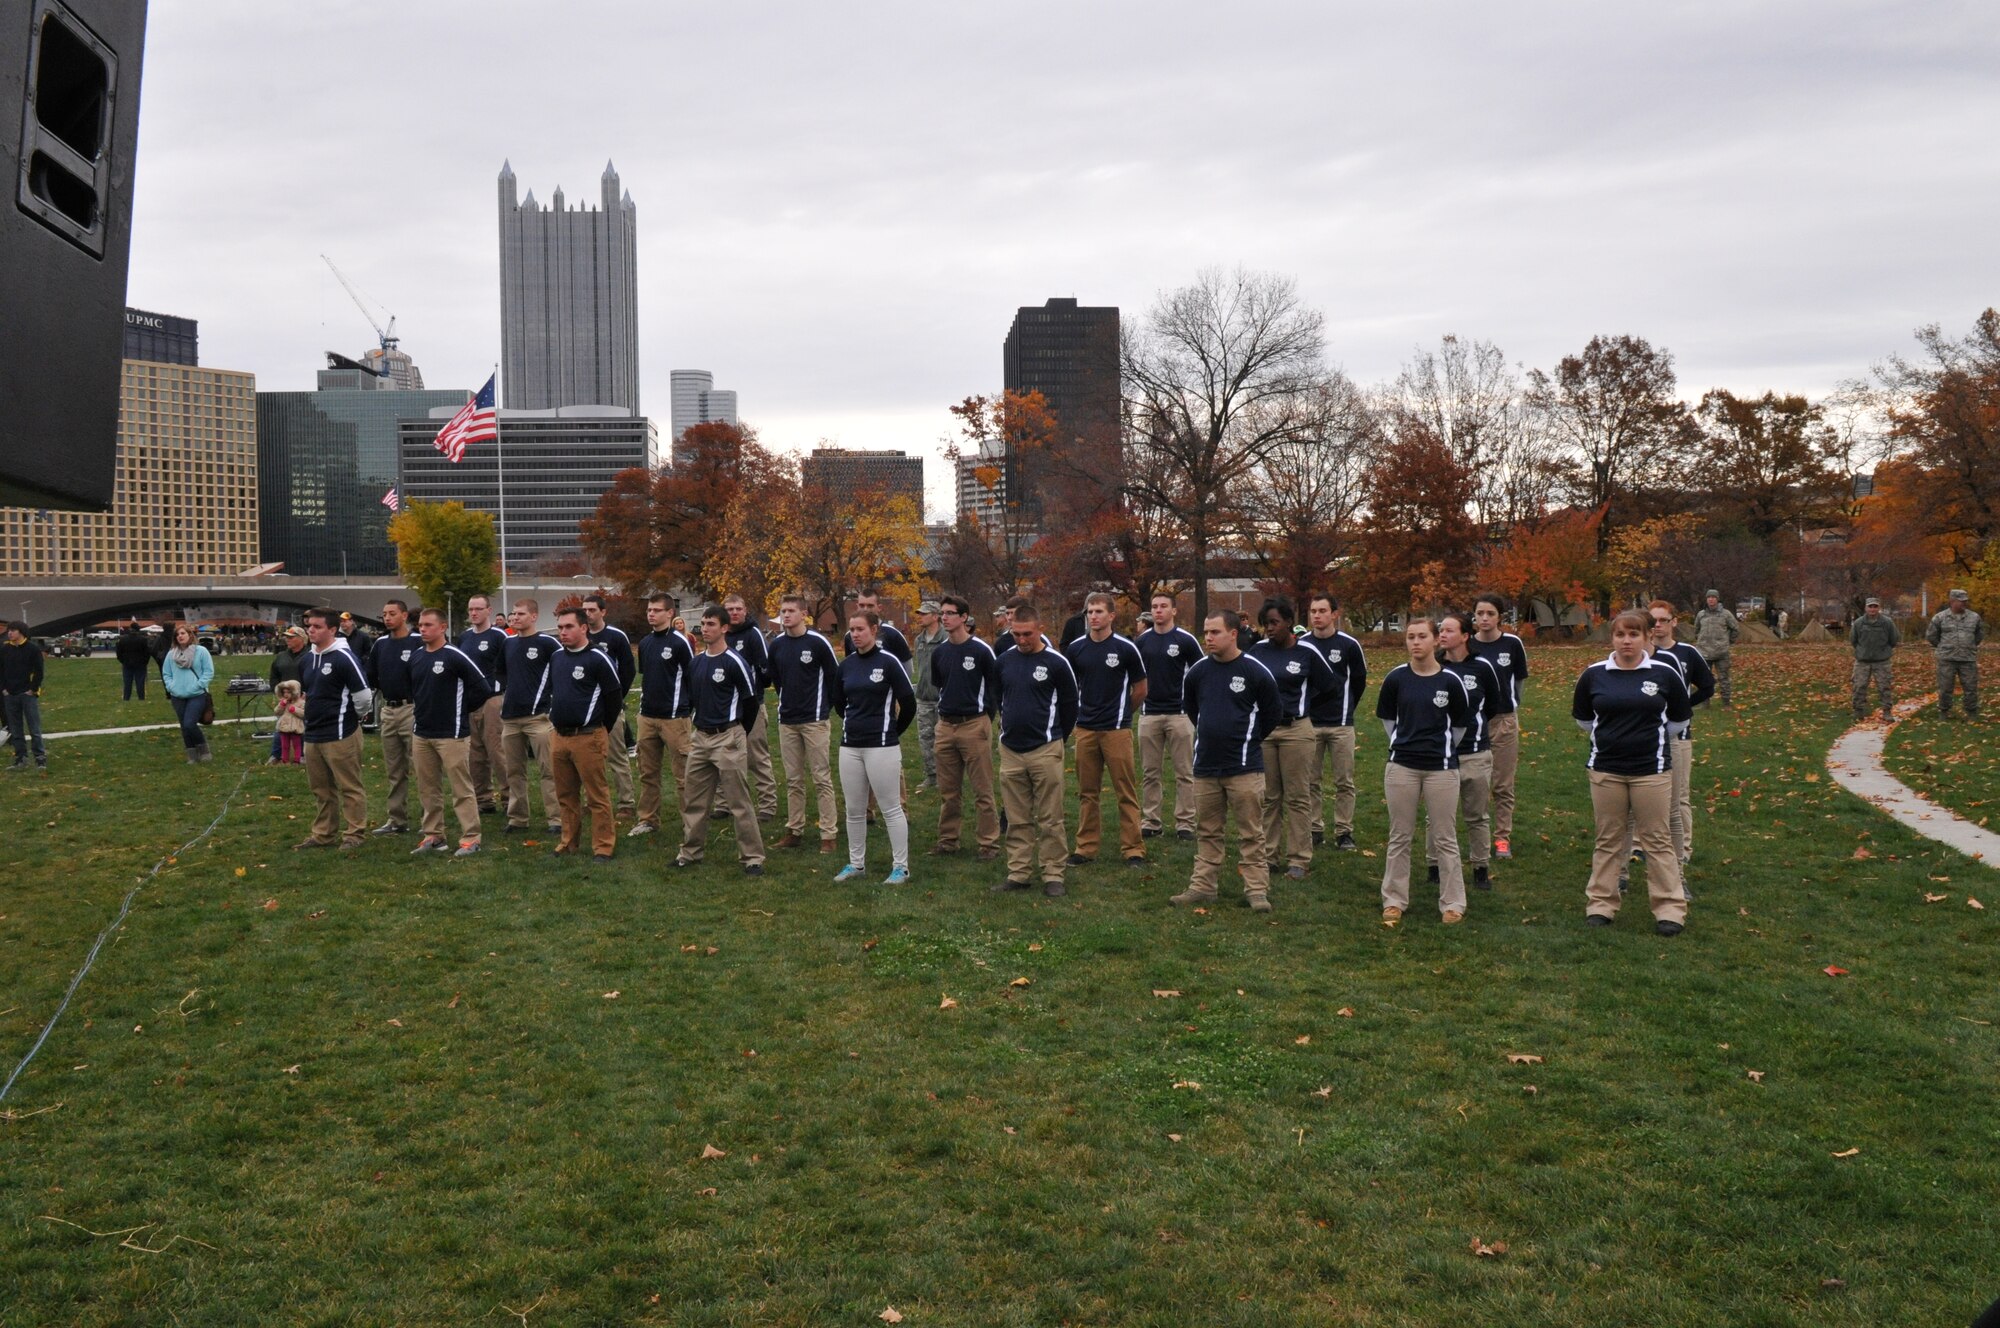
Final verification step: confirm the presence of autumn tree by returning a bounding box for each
[1482,506,1605,625]
[387,500,499,630]
[771,481,929,622]
[1875,308,2000,574]
[1390,334,1538,527]
[1351,421,1479,618]
[1694,389,1847,543]
[1241,374,1378,602]
[943,391,1059,598]
[1797,457,1948,616]
[1123,267,1341,623]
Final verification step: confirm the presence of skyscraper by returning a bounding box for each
[669,369,739,465]
[1001,297,1121,530]
[801,448,924,514]
[498,160,639,413]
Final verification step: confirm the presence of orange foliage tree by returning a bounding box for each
[1483,506,1605,623]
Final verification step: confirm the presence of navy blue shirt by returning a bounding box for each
[1572,656,1693,775]
[637,628,697,720]
[996,645,1078,753]
[457,626,509,686]
[303,642,369,742]
[690,647,760,732]
[1441,653,1504,755]
[768,629,843,724]
[1134,626,1202,715]
[367,630,424,705]
[1184,652,1281,777]
[844,621,912,664]
[501,632,560,719]
[1302,630,1368,727]
[1657,642,1717,727]
[1066,631,1146,731]
[550,644,622,731]
[1466,632,1529,714]
[725,621,771,692]
[932,634,1000,719]
[1247,639,1338,725]
[411,643,495,740]
[588,623,636,695]
[839,647,916,748]
[1376,663,1473,771]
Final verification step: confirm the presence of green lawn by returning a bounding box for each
[1882,686,1998,830]
[3,647,1995,1326]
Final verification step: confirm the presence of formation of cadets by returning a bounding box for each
[287,585,1716,936]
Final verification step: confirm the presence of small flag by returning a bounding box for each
[381,486,400,512]
[433,373,497,463]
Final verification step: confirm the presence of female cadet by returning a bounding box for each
[835,609,916,885]
[1375,617,1473,926]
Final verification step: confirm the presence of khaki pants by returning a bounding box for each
[998,740,1068,884]
[1188,772,1270,900]
[413,734,481,843]
[1138,713,1195,834]
[1074,727,1142,860]
[376,701,414,829]
[1382,762,1464,915]
[1851,660,1893,719]
[1260,721,1316,870]
[604,710,635,815]
[747,704,778,817]
[1588,770,1684,923]
[501,713,558,829]
[637,714,693,828]
[1707,654,1732,705]
[1670,736,1693,860]
[1308,724,1357,837]
[935,715,1000,852]
[1938,659,1979,716]
[1486,712,1520,840]
[917,699,939,783]
[779,719,838,838]
[304,733,367,844]
[466,694,505,808]
[680,725,765,866]
[552,727,616,857]
[1451,749,1493,868]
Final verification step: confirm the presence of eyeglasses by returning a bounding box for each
[1650,616,1673,626]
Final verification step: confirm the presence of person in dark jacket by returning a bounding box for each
[1302,594,1368,852]
[297,608,371,849]
[1171,610,1281,911]
[1849,596,1899,721]
[768,594,843,851]
[500,598,562,835]
[2,622,47,771]
[722,593,780,819]
[1377,617,1474,925]
[409,607,496,857]
[581,593,637,817]
[630,593,697,840]
[1136,591,1202,841]
[367,600,422,834]
[993,604,1078,897]
[458,594,509,814]
[674,605,766,873]
[833,610,916,885]
[1247,597,1337,881]
[929,594,1001,859]
[548,606,624,861]
[1647,600,1716,866]
[115,625,151,700]
[1067,592,1148,868]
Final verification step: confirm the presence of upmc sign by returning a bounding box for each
[126,311,166,330]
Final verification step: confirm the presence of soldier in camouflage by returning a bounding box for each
[1848,596,1899,721]
[1691,590,1740,706]
[1926,589,1985,719]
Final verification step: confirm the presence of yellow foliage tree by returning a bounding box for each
[770,483,929,622]
[386,501,499,628]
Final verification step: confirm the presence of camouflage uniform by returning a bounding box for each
[1692,604,1740,705]
[1927,602,1985,718]
[1848,611,1899,720]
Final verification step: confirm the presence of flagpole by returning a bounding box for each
[493,362,510,612]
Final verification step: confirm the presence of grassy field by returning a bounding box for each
[1883,693,1997,829]
[3,648,1996,1326]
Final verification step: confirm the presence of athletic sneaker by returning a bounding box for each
[883,867,911,886]
[411,835,449,855]
[626,821,656,837]
[1334,833,1357,852]
[370,821,407,836]
[1494,837,1512,859]
[833,865,865,883]
[453,840,484,858]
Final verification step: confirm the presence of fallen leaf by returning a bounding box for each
[1166,1133,1183,1143]
[706,946,719,955]
[1522,1084,1539,1095]
[1506,1054,1543,1065]
[1925,893,1949,903]
[697,1187,717,1198]
[234,867,247,878]
[1027,942,1043,952]
[1336,1007,1355,1018]
[1360,849,1377,858]
[1831,1147,1860,1158]
[603,991,620,1000]
[1469,1237,1509,1257]
[1192,907,1208,915]
[282,1064,300,1075]
[1172,1080,1202,1090]
[1009,977,1031,988]
[1822,1278,1847,1289]
[1852,846,1872,860]
[1931,875,1952,882]
[863,938,879,951]
[1002,1126,1017,1135]
[446,992,461,1009]
[132,1024,142,1034]
[1312,1085,1333,1099]
[1969,898,1985,911]
[1294,1035,1312,1046]
[1152,989,1182,998]
[306,908,327,920]
[938,995,958,1009]
[878,1309,904,1324]
[262,898,279,911]
[1823,966,1849,978]
[742,1049,757,1058]
[681,944,698,953]
[700,1144,727,1160]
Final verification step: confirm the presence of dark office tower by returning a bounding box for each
[801,448,925,513]
[1001,297,1120,531]
[498,159,639,413]
[123,307,197,366]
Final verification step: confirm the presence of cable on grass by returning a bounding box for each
[0,772,251,1103]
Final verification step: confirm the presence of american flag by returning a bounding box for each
[381,486,400,512]
[433,373,497,463]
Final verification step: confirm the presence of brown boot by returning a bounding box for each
[1169,887,1217,907]
[776,831,804,849]
[820,837,837,854]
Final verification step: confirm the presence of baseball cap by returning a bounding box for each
[284,625,306,638]
[1704,588,1720,599]
[1950,588,1970,601]
[1864,596,1881,608]
[919,600,940,614]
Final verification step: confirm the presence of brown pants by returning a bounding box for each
[1308,724,1357,837]
[637,714,693,828]
[1188,772,1269,900]
[1487,712,1520,840]
[552,727,616,857]
[779,719,838,838]
[1382,762,1464,915]
[466,694,505,808]
[1074,727,1142,860]
[934,714,999,851]
[680,725,765,866]
[998,740,1068,884]
[1589,770,1684,923]
[304,733,367,844]
[376,701,414,828]
[746,704,778,818]
[1454,749,1493,868]
[604,710,635,815]
[1260,721,1316,870]
[501,714,558,828]
[1138,712,1195,834]
[414,734,481,843]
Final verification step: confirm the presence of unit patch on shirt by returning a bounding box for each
[572,666,585,680]
[477,641,489,651]
[1105,653,1122,667]
[1642,680,1659,696]
[870,668,884,683]
[962,656,977,670]
[1432,691,1450,707]
[527,648,539,660]
[1285,660,1301,675]
[1497,652,1512,667]
[1033,666,1049,682]
[1167,643,1180,657]
[431,661,445,674]
[711,668,727,682]
[1229,676,1246,692]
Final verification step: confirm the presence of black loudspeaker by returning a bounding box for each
[0,0,146,511]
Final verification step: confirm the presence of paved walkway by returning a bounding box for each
[8,716,260,742]
[1825,698,2000,867]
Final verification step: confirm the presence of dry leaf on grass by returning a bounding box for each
[1925,893,1949,903]
[602,991,620,1000]
[1166,1133,1183,1143]
[1823,966,1850,977]
[697,1187,717,1198]
[1505,1053,1543,1065]
[1469,1237,1509,1257]
[1009,977,1031,988]
[1172,1080,1202,1090]
[1970,898,1986,911]
[446,992,461,1009]
[1294,1035,1311,1045]
[878,1308,904,1324]
[234,867,246,878]
[1027,942,1043,952]
[863,938,879,950]
[1312,1085,1333,1099]
[1522,1085,1539,1095]
[1152,990,1181,998]
[681,945,698,953]
[1746,1070,1765,1082]
[700,1144,727,1160]
[385,1018,402,1027]
[706,946,719,955]
[1831,1147,1860,1158]
[262,899,278,911]
[1002,1126,1017,1135]
[282,1064,300,1075]
[1336,1007,1355,1018]
[938,995,958,1009]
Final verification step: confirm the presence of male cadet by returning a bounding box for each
[1301,593,1367,851]
[458,594,510,814]
[1247,596,1337,881]
[1136,590,1202,842]
[1647,599,1715,864]
[631,593,698,839]
[1067,592,1149,868]
[676,605,767,874]
[1467,594,1529,860]
[1928,588,1985,719]
[581,593,637,817]
[1849,595,1899,721]
[911,600,948,789]
[929,594,1001,860]
[844,589,913,662]
[1172,610,1281,911]
[767,593,842,851]
[500,599,562,834]
[367,599,422,835]
[722,593,780,821]
[409,607,496,857]
[1436,612,1505,891]
[296,607,371,850]
[548,606,623,861]
[1691,589,1739,707]
[992,603,1078,897]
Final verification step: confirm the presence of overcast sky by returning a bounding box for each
[128,2,2000,518]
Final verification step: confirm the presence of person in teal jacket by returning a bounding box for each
[161,622,216,763]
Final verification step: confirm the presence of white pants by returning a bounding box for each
[840,744,909,870]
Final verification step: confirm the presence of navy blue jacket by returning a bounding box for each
[843,621,912,664]
[367,631,424,705]
[550,644,622,731]
[931,634,1001,719]
[839,647,916,748]
[302,642,369,742]
[1376,663,1473,771]
[457,626,509,686]
[1441,653,1504,755]
[411,643,496,740]
[638,629,697,720]
[725,621,771,692]
[1466,632,1529,714]
[1135,626,1202,715]
[690,647,760,732]
[1184,652,1280,777]
[996,645,1078,752]
[1247,639,1338,725]
[1657,642,1717,732]
[1302,630,1368,727]
[768,629,843,724]
[501,632,560,719]
[588,623,636,695]
[1066,631,1145,730]
[1573,656,1693,775]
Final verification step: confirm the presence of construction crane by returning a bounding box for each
[320,253,400,355]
